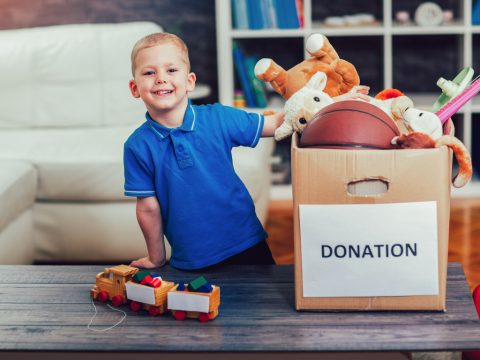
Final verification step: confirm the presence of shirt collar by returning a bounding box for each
[146,100,196,140]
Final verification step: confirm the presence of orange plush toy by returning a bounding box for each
[254,33,360,99]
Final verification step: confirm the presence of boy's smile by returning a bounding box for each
[129,43,196,127]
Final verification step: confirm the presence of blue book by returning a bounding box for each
[266,0,278,28]
[232,0,249,29]
[282,0,300,28]
[274,0,300,29]
[259,0,273,28]
[232,45,256,107]
[273,0,286,28]
[473,0,480,25]
[247,0,264,29]
[245,56,268,108]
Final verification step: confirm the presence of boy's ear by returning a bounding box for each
[187,72,196,92]
[129,79,140,98]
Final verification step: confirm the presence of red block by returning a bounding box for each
[149,277,162,288]
[140,275,153,285]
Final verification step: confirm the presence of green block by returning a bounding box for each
[188,276,208,292]
[133,270,151,283]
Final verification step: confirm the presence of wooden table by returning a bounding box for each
[0,263,479,358]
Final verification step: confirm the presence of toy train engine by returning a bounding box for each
[90,265,139,306]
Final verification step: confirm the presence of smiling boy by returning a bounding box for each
[124,32,284,270]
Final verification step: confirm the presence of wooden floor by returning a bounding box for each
[265,198,480,293]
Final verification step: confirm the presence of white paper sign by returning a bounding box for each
[299,202,439,297]
[167,289,211,313]
[125,282,156,305]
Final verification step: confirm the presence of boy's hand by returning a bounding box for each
[130,256,165,269]
[262,111,285,137]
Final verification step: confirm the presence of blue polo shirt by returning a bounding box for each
[124,101,267,270]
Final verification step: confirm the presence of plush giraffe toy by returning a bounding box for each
[254,33,360,99]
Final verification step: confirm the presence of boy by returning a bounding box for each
[124,33,284,270]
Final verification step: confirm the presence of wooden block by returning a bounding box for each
[197,284,213,293]
[133,270,151,283]
[188,276,209,292]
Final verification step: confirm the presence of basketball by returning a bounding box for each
[299,100,400,149]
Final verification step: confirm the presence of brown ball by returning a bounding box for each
[299,100,400,149]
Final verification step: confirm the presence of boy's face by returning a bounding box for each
[129,43,196,119]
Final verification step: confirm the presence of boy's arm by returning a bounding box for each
[130,196,167,269]
[261,111,285,137]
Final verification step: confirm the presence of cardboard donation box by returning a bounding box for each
[292,134,452,311]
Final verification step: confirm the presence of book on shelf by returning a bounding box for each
[246,0,264,29]
[232,43,256,107]
[231,0,249,29]
[473,0,480,25]
[231,0,301,30]
[296,0,304,27]
[244,56,268,108]
[275,0,300,29]
[232,43,268,108]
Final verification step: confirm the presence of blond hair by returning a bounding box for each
[130,32,190,76]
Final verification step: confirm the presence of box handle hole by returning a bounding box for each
[347,179,389,196]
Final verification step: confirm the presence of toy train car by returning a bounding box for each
[168,283,221,322]
[126,278,176,316]
[90,265,220,322]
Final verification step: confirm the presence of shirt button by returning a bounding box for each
[178,144,185,152]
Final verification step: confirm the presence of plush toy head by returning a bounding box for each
[389,97,443,139]
[402,108,444,140]
[254,33,360,99]
[275,71,334,141]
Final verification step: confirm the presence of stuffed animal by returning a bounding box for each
[277,79,412,141]
[275,71,334,140]
[254,33,360,99]
[391,105,472,188]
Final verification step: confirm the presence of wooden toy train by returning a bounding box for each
[90,265,220,322]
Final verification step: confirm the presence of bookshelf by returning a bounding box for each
[216,0,480,198]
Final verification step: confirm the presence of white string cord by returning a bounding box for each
[87,299,127,332]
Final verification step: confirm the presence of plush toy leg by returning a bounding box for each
[329,59,361,95]
[274,122,294,141]
[254,58,288,98]
[390,96,414,134]
[435,135,473,188]
[306,33,339,63]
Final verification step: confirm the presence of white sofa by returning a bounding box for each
[0,22,274,264]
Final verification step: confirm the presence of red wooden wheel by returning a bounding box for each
[198,313,210,323]
[97,290,108,303]
[172,310,186,321]
[473,284,480,317]
[148,307,161,316]
[130,301,142,312]
[111,295,124,307]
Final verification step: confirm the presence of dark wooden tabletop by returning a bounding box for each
[0,263,479,353]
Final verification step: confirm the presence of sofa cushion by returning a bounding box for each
[0,160,36,232]
[0,128,273,203]
[0,22,161,128]
[0,126,135,201]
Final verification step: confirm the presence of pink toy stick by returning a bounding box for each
[436,78,480,124]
